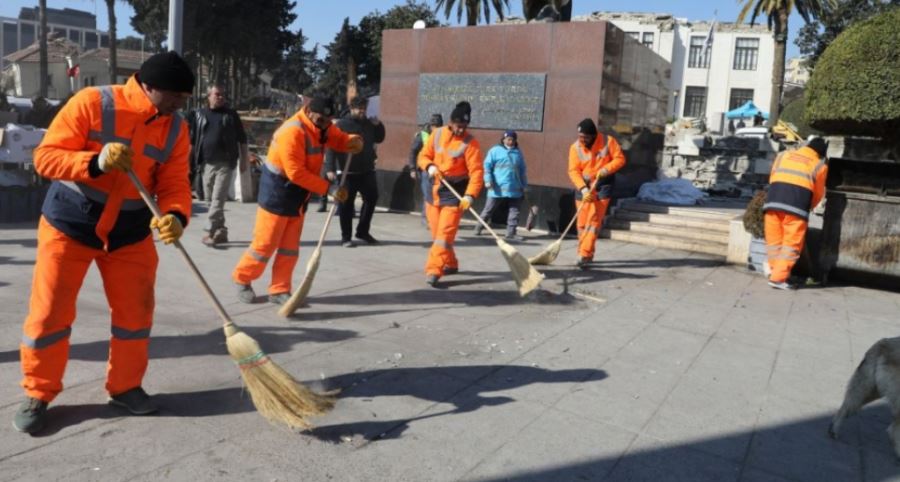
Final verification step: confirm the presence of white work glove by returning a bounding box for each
[98,142,133,173]
[427,165,442,181]
[459,195,474,211]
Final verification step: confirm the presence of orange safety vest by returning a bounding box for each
[764,146,828,219]
[567,133,626,200]
[35,75,191,251]
[257,109,353,216]
[417,126,484,206]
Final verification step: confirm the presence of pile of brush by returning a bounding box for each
[742,190,766,239]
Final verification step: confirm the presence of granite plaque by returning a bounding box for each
[417,73,547,131]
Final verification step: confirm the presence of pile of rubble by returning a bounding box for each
[660,122,780,197]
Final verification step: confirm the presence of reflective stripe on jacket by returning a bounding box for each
[35,75,191,251]
[763,146,828,220]
[416,126,484,206]
[257,109,353,216]
[567,133,626,200]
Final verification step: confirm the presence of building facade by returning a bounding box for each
[3,39,142,98]
[579,12,775,133]
[1,7,111,70]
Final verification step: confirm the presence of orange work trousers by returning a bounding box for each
[576,198,611,260]
[232,207,304,294]
[425,203,463,277]
[21,217,158,402]
[764,211,808,283]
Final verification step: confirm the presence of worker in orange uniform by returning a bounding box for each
[417,101,484,287]
[763,137,828,290]
[14,51,194,434]
[567,118,626,269]
[232,96,363,304]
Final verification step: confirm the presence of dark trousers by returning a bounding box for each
[338,171,379,240]
[477,197,522,236]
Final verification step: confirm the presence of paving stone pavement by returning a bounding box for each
[1,200,899,481]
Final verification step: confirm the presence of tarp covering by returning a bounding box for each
[726,101,769,120]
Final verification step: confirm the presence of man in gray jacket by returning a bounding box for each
[325,96,386,246]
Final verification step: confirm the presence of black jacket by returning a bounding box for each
[325,115,385,174]
[188,107,246,170]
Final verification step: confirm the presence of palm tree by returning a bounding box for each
[736,0,834,125]
[38,0,48,97]
[434,0,510,26]
[106,0,118,84]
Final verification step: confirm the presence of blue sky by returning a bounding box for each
[1,0,806,58]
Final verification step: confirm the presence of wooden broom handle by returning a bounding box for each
[557,173,606,242]
[437,175,507,243]
[125,169,234,326]
[312,153,353,248]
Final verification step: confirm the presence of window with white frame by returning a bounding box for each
[733,38,759,71]
[625,31,640,40]
[642,32,654,48]
[688,36,709,69]
[683,87,707,118]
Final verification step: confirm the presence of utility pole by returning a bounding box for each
[167,0,183,54]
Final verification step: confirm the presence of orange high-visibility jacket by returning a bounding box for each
[763,146,828,219]
[417,126,484,206]
[257,109,354,216]
[567,133,626,200]
[34,75,191,251]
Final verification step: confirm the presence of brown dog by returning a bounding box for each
[829,337,900,458]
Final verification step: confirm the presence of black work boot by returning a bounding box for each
[13,397,48,434]
[108,387,158,415]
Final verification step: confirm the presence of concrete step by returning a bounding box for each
[618,200,743,221]
[606,218,730,244]
[600,228,728,257]
[613,209,731,234]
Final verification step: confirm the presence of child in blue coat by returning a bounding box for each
[475,130,528,240]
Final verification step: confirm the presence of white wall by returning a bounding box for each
[603,15,775,129]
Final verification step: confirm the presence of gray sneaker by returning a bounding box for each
[269,292,291,305]
[13,397,48,434]
[236,283,255,304]
[108,387,158,415]
[342,240,357,248]
[768,280,797,290]
[425,274,439,287]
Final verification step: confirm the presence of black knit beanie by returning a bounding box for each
[577,118,597,136]
[450,101,472,123]
[138,51,195,93]
[807,137,828,157]
[308,96,335,116]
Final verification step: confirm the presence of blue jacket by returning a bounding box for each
[483,144,527,198]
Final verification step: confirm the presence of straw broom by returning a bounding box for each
[529,174,605,266]
[126,169,335,430]
[279,154,354,317]
[439,177,544,296]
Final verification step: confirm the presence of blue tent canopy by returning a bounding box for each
[726,101,769,120]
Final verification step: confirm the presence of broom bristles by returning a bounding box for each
[498,239,544,296]
[278,249,322,317]
[226,327,337,429]
[528,239,561,266]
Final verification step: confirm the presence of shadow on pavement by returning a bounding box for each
[311,288,524,307]
[471,404,899,482]
[0,325,358,364]
[0,238,37,248]
[311,365,607,443]
[28,387,257,436]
